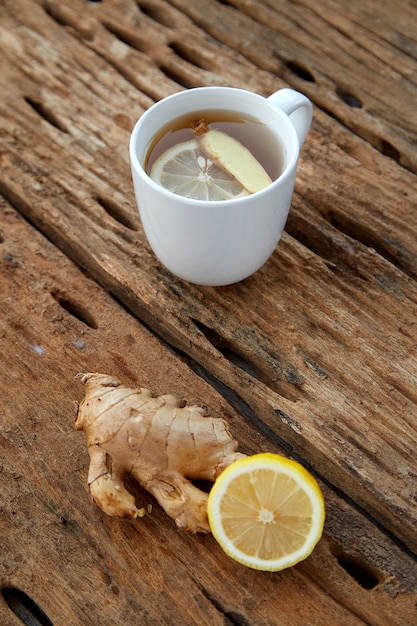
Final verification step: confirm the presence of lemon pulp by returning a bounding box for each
[149,139,249,201]
[207,453,325,571]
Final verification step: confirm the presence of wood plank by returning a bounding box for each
[1,0,417,556]
[6,201,417,625]
[1,1,417,624]
[167,0,417,172]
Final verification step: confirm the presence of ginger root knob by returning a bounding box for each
[75,373,245,533]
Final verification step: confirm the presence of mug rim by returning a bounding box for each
[129,86,300,207]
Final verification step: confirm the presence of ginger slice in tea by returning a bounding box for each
[198,128,273,194]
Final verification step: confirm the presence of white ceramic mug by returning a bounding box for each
[129,87,312,286]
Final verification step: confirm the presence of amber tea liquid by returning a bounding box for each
[145,109,285,184]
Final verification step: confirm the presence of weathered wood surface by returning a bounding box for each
[3,200,417,625]
[1,0,417,624]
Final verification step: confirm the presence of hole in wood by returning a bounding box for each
[43,4,95,40]
[200,586,250,626]
[96,195,139,231]
[102,21,134,46]
[379,138,401,162]
[51,291,98,329]
[169,42,206,71]
[158,63,195,89]
[218,346,262,380]
[336,88,362,108]
[136,0,177,27]
[43,3,68,27]
[286,61,315,82]
[193,320,262,381]
[1,587,53,626]
[24,97,68,133]
[101,20,152,54]
[224,611,251,626]
[336,555,381,589]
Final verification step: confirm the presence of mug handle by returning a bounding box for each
[267,88,313,146]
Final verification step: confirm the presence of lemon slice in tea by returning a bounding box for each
[149,139,249,201]
[207,453,325,571]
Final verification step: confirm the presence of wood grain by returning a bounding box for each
[2,197,417,625]
[1,0,417,624]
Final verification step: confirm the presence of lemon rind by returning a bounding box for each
[207,453,325,572]
[149,139,250,201]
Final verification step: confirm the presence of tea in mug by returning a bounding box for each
[146,110,285,201]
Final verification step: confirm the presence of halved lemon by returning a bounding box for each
[149,139,249,201]
[207,453,325,571]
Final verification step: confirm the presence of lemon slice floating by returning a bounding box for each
[207,453,325,571]
[150,139,249,201]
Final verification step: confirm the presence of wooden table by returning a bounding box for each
[1,0,417,624]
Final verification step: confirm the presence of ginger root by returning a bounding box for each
[75,373,245,532]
